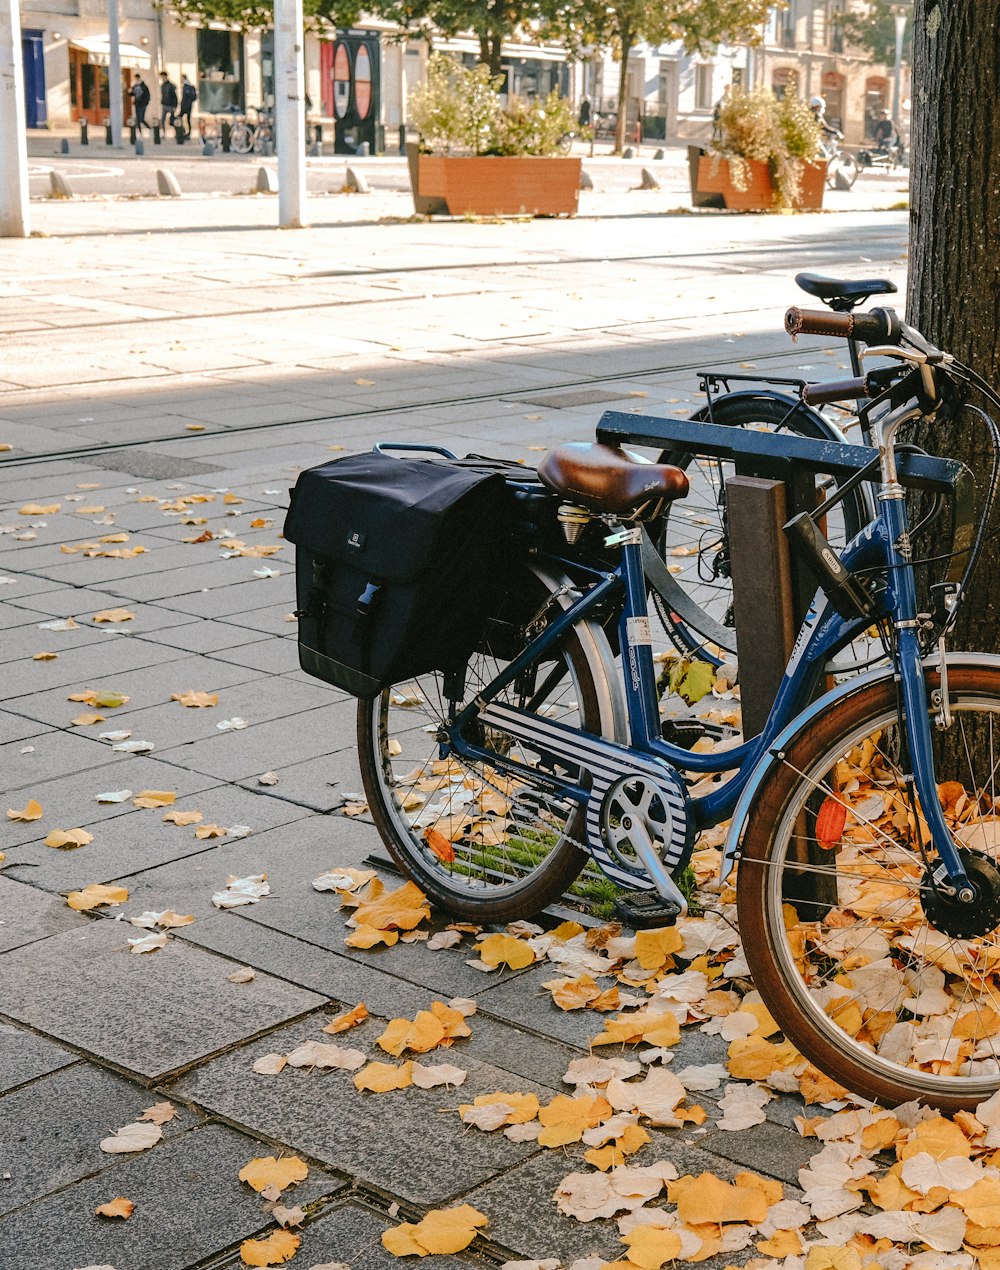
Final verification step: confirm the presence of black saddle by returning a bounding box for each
[795,271,897,312]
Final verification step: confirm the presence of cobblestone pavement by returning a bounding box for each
[0,198,908,1269]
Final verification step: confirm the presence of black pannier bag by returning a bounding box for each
[284,451,513,697]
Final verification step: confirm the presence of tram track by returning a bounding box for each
[0,339,834,470]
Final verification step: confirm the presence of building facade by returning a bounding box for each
[17,0,906,150]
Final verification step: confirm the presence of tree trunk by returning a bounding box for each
[908,0,1000,650]
[615,27,633,154]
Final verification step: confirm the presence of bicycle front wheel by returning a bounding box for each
[229,122,252,154]
[738,662,1000,1110]
[358,565,617,923]
[652,392,867,659]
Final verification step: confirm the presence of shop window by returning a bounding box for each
[197,29,244,115]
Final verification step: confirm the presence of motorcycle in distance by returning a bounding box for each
[857,137,906,171]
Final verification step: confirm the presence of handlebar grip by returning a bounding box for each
[801,376,870,406]
[785,305,900,344]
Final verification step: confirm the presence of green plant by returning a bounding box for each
[409,53,575,158]
[712,87,824,208]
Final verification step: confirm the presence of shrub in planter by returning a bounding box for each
[711,87,825,209]
[407,54,580,217]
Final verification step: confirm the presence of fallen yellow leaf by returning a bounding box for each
[133,791,176,809]
[622,1225,683,1269]
[95,1197,134,1219]
[195,823,227,839]
[7,799,43,822]
[19,502,60,515]
[66,883,128,911]
[345,925,399,949]
[171,690,219,708]
[634,925,684,970]
[349,880,430,932]
[238,1156,309,1195]
[537,1093,612,1147]
[44,828,94,850]
[240,1229,301,1266]
[70,712,105,727]
[324,1002,369,1033]
[223,492,244,505]
[477,933,535,970]
[354,1061,415,1092]
[382,1205,488,1257]
[672,1172,769,1225]
[32,651,58,661]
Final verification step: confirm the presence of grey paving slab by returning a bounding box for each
[0,876,88,951]
[244,882,538,1000]
[174,1016,554,1205]
[235,749,367,813]
[104,556,294,605]
[207,634,301,676]
[94,671,327,752]
[461,1133,771,1264]
[6,589,198,635]
[289,1202,474,1270]
[0,921,325,1079]
[135,617,272,656]
[0,597,52,631]
[0,758,219,850]
[157,698,357,782]
[0,1020,76,1094]
[156,577,297,621]
[0,1062,195,1216]
[100,809,378,927]
[0,730,142,792]
[2,787,311,895]
[2,651,260,727]
[200,599,303,636]
[698,1120,817,1188]
[0,617,109,663]
[180,914,443,1020]
[472,963,616,1050]
[0,1122,346,1270]
[0,710,48,746]
[2,637,190,709]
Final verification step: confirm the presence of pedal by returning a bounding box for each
[613,888,683,930]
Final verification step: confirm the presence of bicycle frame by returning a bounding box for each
[446,402,976,904]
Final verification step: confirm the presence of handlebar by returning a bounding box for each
[801,376,871,406]
[785,305,901,345]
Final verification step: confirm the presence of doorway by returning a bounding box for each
[21,30,46,127]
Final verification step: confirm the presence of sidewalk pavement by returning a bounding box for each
[0,201,909,1269]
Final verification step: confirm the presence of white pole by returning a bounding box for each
[0,0,29,237]
[108,0,123,147]
[274,0,306,228]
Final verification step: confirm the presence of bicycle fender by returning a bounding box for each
[692,391,847,441]
[719,651,1000,882]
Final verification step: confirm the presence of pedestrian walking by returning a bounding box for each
[177,73,197,137]
[578,97,591,128]
[159,71,178,128]
[712,84,731,140]
[129,74,150,133]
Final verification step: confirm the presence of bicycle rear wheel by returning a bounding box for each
[357,564,618,922]
[229,122,252,154]
[738,662,1000,1110]
[652,392,868,659]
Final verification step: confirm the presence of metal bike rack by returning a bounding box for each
[596,410,971,736]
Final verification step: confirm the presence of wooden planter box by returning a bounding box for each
[687,145,827,211]
[406,145,581,217]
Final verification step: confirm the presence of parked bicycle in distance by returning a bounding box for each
[229,106,274,155]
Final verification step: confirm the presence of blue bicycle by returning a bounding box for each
[358,301,1000,1109]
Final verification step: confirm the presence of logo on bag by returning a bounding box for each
[347,530,366,550]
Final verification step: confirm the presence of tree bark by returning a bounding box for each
[908,0,1000,649]
[615,25,633,154]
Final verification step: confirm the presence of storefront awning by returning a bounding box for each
[69,36,151,70]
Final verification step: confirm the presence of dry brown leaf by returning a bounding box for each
[238,1156,309,1195]
[253,1053,288,1075]
[240,1229,301,1266]
[67,883,128,912]
[137,1102,177,1125]
[163,809,203,826]
[44,828,94,850]
[7,798,42,822]
[92,608,136,623]
[95,1197,134,1219]
[171,690,219,708]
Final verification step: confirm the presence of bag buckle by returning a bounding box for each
[357,581,381,616]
